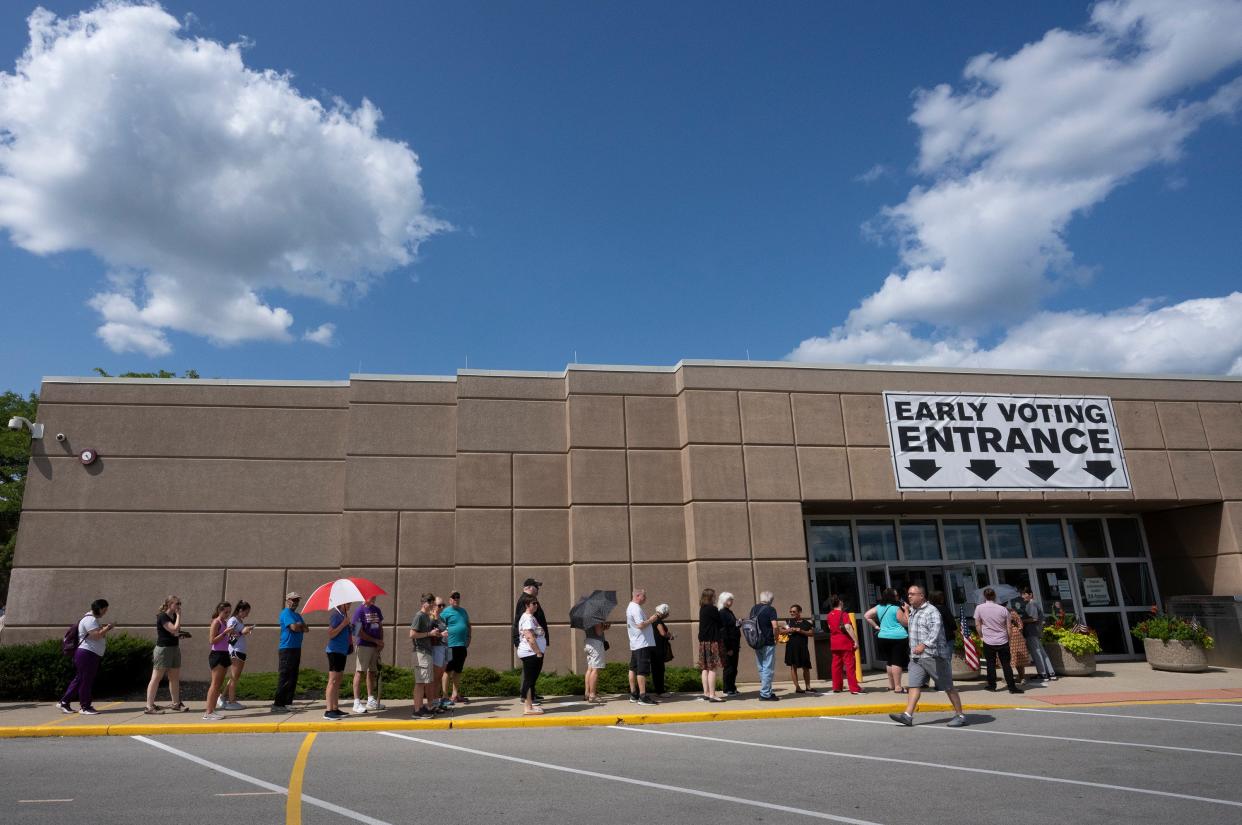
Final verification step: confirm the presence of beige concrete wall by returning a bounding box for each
[8,363,1241,680]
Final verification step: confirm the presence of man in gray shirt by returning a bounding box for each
[1021,587,1057,682]
[889,584,967,728]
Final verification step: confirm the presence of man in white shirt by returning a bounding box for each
[626,589,658,706]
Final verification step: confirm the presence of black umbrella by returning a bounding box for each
[570,590,617,630]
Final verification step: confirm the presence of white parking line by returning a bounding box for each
[610,725,1242,809]
[131,736,392,824]
[1016,708,1242,727]
[19,799,73,804]
[1197,702,1242,708]
[377,731,885,824]
[818,715,1242,757]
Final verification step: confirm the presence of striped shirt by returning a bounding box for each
[907,602,943,659]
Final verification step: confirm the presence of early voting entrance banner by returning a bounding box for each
[883,392,1131,491]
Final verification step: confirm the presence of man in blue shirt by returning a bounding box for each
[440,591,472,703]
[273,592,307,713]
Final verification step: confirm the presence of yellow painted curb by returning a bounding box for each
[0,701,1022,739]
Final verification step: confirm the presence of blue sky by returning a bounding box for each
[2,1,1240,395]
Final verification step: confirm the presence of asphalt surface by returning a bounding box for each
[4,702,1242,824]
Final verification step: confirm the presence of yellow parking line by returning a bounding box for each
[39,700,123,727]
[286,732,316,825]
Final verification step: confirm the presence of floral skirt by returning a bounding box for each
[1009,628,1030,668]
[697,640,722,671]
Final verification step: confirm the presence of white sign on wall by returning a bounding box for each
[884,392,1131,491]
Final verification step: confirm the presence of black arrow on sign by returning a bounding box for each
[906,459,941,481]
[1027,460,1059,481]
[1084,460,1116,481]
[967,459,1001,481]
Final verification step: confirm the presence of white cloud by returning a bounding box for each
[791,0,1242,374]
[0,3,446,356]
[302,322,336,346]
[854,163,892,184]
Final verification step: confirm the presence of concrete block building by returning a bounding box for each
[5,361,1241,679]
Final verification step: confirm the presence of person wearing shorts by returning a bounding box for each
[889,585,966,728]
[351,596,385,714]
[219,600,252,711]
[430,597,451,709]
[409,593,441,718]
[440,591,471,703]
[583,620,608,704]
[323,602,354,720]
[864,589,909,693]
[626,589,658,705]
[146,596,187,714]
[203,602,233,721]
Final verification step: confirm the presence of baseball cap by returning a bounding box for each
[285,591,301,600]
[450,591,461,599]
[522,578,542,587]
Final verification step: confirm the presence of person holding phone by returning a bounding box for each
[864,588,909,693]
[146,595,187,714]
[409,593,441,718]
[784,604,816,694]
[203,602,233,721]
[59,599,112,715]
[323,601,354,720]
[218,600,253,711]
[516,593,547,715]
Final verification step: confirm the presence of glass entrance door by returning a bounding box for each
[990,564,1076,615]
[860,564,890,670]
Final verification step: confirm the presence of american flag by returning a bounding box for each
[962,616,979,670]
[1072,621,1089,635]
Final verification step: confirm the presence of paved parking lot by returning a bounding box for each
[4,701,1242,824]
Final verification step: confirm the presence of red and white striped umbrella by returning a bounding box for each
[303,577,387,612]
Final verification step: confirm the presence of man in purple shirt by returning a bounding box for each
[973,588,1023,694]
[351,596,385,713]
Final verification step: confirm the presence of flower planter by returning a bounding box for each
[951,650,983,680]
[1142,637,1209,673]
[1046,643,1095,676]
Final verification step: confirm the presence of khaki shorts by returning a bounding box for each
[413,650,434,684]
[153,645,182,670]
[584,638,605,670]
[355,645,380,672]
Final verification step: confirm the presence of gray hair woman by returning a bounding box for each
[717,592,740,696]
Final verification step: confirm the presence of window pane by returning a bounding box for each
[1116,563,1156,608]
[807,521,854,563]
[857,521,898,561]
[1035,567,1077,618]
[986,520,1027,559]
[1077,563,1117,607]
[814,569,861,616]
[900,521,941,560]
[1084,612,1128,655]
[1068,519,1108,557]
[1108,519,1145,557]
[1028,520,1068,558]
[943,520,985,560]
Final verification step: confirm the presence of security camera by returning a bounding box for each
[6,416,44,439]
[56,432,67,443]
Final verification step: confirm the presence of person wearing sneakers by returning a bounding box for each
[409,593,441,718]
[430,597,451,710]
[351,595,386,715]
[974,587,1024,694]
[440,591,471,705]
[273,592,307,713]
[516,593,547,715]
[889,584,967,728]
[203,602,233,721]
[59,599,112,715]
[626,588,659,706]
[324,601,354,720]
[219,600,253,711]
[1020,587,1057,683]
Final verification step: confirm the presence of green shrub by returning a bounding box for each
[1044,625,1102,656]
[0,633,154,700]
[231,668,327,700]
[1130,612,1214,650]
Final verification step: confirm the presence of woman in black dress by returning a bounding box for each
[697,588,724,702]
[784,604,816,694]
[718,592,740,696]
[650,604,672,695]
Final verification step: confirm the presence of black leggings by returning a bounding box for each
[722,645,740,693]
[520,654,543,701]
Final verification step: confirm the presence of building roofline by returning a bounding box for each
[41,376,350,387]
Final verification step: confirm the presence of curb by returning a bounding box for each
[0,701,1022,739]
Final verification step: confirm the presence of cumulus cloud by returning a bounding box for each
[792,0,1242,374]
[302,322,336,346]
[0,3,446,355]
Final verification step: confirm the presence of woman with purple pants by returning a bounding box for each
[59,599,112,715]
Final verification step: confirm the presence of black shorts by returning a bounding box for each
[879,638,910,670]
[326,652,347,673]
[208,651,231,670]
[447,646,468,673]
[230,651,247,662]
[629,646,652,676]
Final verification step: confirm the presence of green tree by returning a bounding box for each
[1,390,39,604]
[92,368,200,379]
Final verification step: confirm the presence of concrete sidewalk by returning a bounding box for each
[3,662,1239,738]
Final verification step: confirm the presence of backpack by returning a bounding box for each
[62,621,81,657]
[740,607,767,650]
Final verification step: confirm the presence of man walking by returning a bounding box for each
[272,592,306,712]
[513,578,548,703]
[409,593,442,718]
[750,591,781,701]
[441,591,472,703]
[889,585,967,727]
[1020,587,1057,683]
[974,587,1023,694]
[626,588,658,705]
[351,595,385,714]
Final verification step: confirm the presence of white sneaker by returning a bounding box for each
[352,701,367,714]
[202,713,224,721]
[224,701,245,711]
[215,697,223,710]
[366,697,385,711]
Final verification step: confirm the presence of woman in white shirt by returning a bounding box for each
[217,600,253,711]
[58,599,113,715]
[516,593,546,716]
